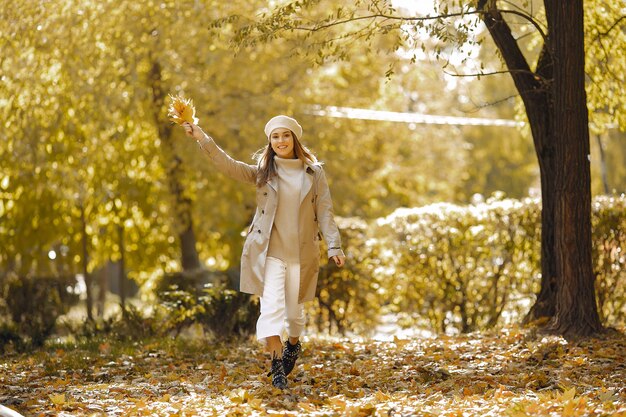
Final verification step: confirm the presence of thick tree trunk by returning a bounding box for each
[149,58,201,271]
[479,2,604,335]
[544,0,603,337]
[179,226,201,270]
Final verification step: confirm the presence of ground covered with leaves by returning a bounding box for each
[1,327,624,416]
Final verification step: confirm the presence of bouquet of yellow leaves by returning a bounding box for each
[168,94,199,125]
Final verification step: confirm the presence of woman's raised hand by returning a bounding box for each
[182,122,204,141]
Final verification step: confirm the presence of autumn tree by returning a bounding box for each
[210,0,626,337]
[476,0,605,337]
[0,1,178,318]
[3,0,429,299]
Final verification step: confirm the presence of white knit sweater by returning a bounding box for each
[267,157,305,262]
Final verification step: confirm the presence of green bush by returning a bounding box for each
[0,274,79,350]
[0,324,23,354]
[154,268,218,296]
[68,303,162,341]
[156,269,259,338]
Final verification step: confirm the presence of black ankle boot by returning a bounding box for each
[282,340,301,376]
[270,356,287,389]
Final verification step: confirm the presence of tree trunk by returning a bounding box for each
[149,57,201,271]
[478,3,558,322]
[97,265,107,318]
[479,1,604,336]
[118,224,126,309]
[544,0,603,337]
[80,202,94,321]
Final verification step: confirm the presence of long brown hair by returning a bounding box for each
[253,132,319,187]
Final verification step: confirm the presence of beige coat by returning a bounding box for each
[197,135,344,303]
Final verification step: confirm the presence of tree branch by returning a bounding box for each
[596,14,626,38]
[476,2,541,94]
[443,68,542,80]
[258,8,547,42]
[594,35,625,83]
[294,12,473,33]
[463,92,521,114]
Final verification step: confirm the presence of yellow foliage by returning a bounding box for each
[167,94,198,125]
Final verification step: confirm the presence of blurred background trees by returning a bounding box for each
[1,0,624,349]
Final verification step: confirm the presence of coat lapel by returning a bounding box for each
[267,176,278,192]
[299,166,314,205]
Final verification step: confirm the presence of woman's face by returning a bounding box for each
[270,128,296,159]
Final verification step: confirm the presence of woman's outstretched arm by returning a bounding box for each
[183,122,257,185]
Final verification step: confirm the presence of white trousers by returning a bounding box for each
[256,256,305,341]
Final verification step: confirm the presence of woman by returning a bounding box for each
[181,115,346,389]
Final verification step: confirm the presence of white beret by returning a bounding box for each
[264,115,303,139]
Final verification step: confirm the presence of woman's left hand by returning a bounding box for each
[331,255,346,267]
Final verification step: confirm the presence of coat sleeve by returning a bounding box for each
[315,167,345,258]
[196,134,257,185]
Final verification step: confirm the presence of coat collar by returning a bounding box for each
[266,161,318,205]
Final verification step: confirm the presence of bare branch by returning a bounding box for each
[443,68,544,81]
[463,93,520,114]
[595,35,625,83]
[595,14,626,38]
[496,9,547,40]
[514,31,535,42]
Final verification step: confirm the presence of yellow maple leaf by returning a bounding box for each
[168,94,199,125]
[49,393,66,405]
[228,388,249,404]
[562,387,577,402]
